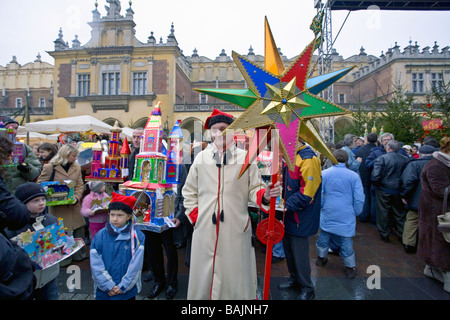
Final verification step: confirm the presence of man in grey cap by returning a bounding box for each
[400,144,436,253]
[2,116,42,193]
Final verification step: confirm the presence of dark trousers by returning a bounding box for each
[375,189,406,238]
[146,228,178,287]
[282,233,314,292]
[359,185,377,224]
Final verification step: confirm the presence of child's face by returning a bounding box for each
[109,210,131,229]
[99,185,106,193]
[26,196,47,217]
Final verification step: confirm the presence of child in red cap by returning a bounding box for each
[90,192,145,300]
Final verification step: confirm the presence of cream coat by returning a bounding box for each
[37,162,85,231]
[182,144,268,300]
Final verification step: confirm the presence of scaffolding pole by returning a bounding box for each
[315,0,335,143]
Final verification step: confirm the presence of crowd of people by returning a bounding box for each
[316,131,450,297]
[0,112,449,300]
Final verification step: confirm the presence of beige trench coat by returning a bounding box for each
[37,162,85,232]
[182,144,269,300]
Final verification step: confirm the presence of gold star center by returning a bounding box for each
[260,77,310,127]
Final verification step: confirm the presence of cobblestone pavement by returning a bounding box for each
[57,221,450,300]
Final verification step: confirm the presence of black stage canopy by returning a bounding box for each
[328,1,450,11]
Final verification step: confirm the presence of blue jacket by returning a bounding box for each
[342,146,360,173]
[320,163,365,237]
[90,221,145,300]
[283,145,322,237]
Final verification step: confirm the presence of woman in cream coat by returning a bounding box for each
[37,145,87,261]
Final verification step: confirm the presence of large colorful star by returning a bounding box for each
[195,17,352,173]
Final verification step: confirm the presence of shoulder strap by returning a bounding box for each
[49,165,56,182]
[444,187,449,215]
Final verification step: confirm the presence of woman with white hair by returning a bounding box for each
[37,145,87,263]
[341,134,362,173]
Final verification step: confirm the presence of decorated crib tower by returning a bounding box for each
[85,121,128,183]
[119,102,183,232]
[0,121,26,167]
[166,120,183,184]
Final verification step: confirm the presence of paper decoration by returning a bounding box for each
[11,218,85,269]
[41,180,77,206]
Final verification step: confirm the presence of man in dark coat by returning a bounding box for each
[371,140,409,242]
[278,141,322,300]
[355,133,378,223]
[365,132,409,170]
[0,136,35,300]
[400,145,434,253]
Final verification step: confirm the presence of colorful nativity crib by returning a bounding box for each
[119,103,183,232]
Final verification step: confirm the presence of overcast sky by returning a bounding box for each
[0,0,449,66]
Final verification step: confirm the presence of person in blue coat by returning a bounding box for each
[315,149,365,279]
[90,192,145,300]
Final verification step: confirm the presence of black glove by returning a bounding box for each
[17,162,31,173]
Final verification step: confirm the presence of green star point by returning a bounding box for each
[194,88,258,109]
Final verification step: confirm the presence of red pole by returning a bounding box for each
[262,134,281,300]
[262,172,278,300]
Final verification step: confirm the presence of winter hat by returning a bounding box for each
[15,182,46,204]
[402,144,412,151]
[204,108,234,129]
[108,192,137,215]
[419,145,436,155]
[89,181,105,194]
[3,116,19,127]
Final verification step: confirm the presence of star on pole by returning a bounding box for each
[195,16,352,173]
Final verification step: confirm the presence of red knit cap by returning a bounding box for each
[204,108,234,129]
[108,192,137,215]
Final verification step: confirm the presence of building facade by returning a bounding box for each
[1,1,448,143]
[0,54,54,123]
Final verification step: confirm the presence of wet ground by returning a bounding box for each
[57,220,450,300]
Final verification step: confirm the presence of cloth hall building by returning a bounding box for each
[1,1,449,142]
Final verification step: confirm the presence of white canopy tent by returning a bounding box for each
[16,131,57,140]
[120,127,133,139]
[16,126,58,143]
[25,115,113,134]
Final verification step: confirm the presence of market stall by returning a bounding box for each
[25,115,113,134]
